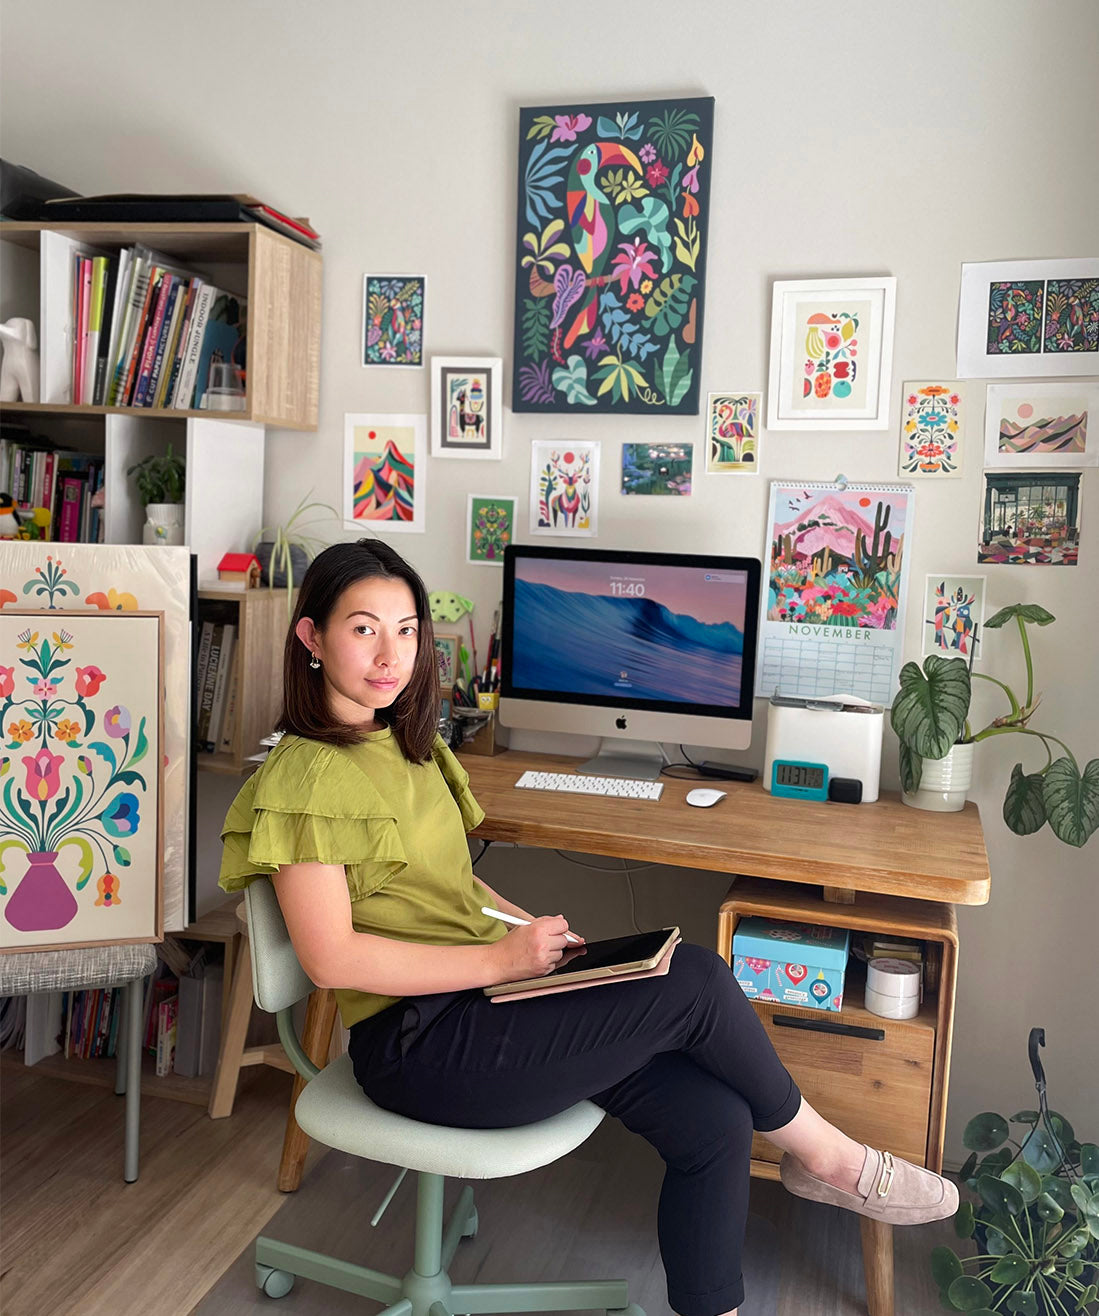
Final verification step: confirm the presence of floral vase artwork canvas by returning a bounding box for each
[0,611,163,951]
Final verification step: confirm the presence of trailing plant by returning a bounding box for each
[890,604,1098,847]
[252,491,339,616]
[930,1028,1098,1315]
[127,444,185,506]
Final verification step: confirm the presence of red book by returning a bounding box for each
[57,473,86,542]
[120,267,163,406]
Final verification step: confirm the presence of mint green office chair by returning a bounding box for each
[244,878,644,1316]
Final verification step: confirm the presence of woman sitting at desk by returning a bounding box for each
[218,539,957,1316]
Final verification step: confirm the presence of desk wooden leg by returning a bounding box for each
[859,1216,894,1316]
[277,988,338,1192]
[208,934,254,1119]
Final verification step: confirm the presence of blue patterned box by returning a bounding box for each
[732,916,851,1013]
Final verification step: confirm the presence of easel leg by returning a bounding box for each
[208,932,255,1119]
[277,988,338,1192]
[859,1216,894,1316]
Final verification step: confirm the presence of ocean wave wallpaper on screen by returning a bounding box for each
[511,559,746,705]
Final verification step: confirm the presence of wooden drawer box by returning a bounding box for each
[746,960,934,1166]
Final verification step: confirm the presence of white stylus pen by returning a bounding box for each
[480,906,581,943]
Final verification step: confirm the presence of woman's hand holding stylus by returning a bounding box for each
[490,914,583,982]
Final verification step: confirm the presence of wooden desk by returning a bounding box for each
[463,749,991,1316]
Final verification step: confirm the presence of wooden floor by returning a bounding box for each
[1,1055,961,1315]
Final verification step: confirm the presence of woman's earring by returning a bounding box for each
[309,653,321,670]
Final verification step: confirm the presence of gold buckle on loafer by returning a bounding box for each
[876,1150,895,1198]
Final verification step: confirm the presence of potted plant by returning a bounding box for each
[891,604,1097,846]
[930,1027,1098,1315]
[252,491,340,615]
[127,443,186,546]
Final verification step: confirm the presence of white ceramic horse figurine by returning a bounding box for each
[0,318,40,402]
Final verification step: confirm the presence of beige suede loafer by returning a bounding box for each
[779,1145,959,1225]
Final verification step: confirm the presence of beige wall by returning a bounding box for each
[5,0,1096,1166]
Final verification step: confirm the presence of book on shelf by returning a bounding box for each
[219,655,240,754]
[197,622,224,747]
[192,289,245,411]
[155,995,179,1077]
[206,624,236,752]
[92,255,120,405]
[83,255,109,405]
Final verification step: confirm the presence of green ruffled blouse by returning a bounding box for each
[218,727,506,1029]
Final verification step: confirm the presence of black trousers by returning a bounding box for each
[348,942,802,1316]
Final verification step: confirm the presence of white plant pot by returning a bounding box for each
[901,741,975,813]
[142,502,185,547]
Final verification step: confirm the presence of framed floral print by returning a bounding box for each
[767,276,896,430]
[1,610,164,952]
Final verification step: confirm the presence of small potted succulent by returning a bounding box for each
[891,604,1097,846]
[930,1027,1098,1315]
[127,443,186,546]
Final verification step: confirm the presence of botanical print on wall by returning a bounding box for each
[2,544,190,931]
[621,442,692,494]
[922,574,986,662]
[898,382,966,478]
[467,494,517,565]
[1,611,162,951]
[343,413,427,533]
[984,382,1099,469]
[513,96,714,415]
[362,275,425,367]
[706,392,760,472]
[529,440,600,536]
[979,472,1081,566]
[957,259,1099,377]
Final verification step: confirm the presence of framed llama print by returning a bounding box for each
[1,610,164,952]
[957,258,1099,378]
[706,392,761,472]
[344,413,427,533]
[529,440,600,536]
[983,382,1099,469]
[431,357,503,459]
[898,382,968,478]
[512,96,714,416]
[767,276,896,430]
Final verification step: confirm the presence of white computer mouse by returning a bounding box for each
[686,788,728,808]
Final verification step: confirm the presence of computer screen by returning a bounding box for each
[500,545,761,771]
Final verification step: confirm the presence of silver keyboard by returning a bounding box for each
[514,770,664,800]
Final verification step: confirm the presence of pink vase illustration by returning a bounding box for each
[5,851,79,932]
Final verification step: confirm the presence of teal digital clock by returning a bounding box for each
[771,759,830,801]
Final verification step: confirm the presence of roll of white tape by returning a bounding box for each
[865,984,919,1020]
[867,957,921,998]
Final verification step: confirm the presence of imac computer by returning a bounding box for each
[499,545,761,779]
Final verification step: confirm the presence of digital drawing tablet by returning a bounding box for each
[483,926,680,997]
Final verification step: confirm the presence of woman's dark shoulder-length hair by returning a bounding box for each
[276,538,439,762]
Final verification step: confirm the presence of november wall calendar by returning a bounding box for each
[756,480,915,704]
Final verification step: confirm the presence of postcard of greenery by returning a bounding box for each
[513,96,714,415]
[1,621,155,940]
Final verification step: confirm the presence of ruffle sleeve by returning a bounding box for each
[218,736,409,901]
[431,734,486,833]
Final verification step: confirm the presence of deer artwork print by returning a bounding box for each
[540,449,592,530]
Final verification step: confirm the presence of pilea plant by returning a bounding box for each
[891,604,1098,847]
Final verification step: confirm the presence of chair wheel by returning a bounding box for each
[462,1207,478,1239]
[255,1264,295,1298]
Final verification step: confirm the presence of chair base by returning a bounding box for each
[253,1172,641,1316]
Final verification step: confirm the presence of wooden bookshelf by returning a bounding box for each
[195,586,296,773]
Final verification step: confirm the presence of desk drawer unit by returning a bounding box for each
[746,985,934,1167]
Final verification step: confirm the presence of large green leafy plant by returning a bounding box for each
[931,1028,1098,1315]
[891,605,1098,847]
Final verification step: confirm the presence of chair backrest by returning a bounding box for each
[244,878,318,1013]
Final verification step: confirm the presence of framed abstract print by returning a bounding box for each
[512,96,714,416]
[431,357,503,459]
[1,610,164,952]
[343,413,427,533]
[767,277,896,430]
[983,381,1099,469]
[898,382,968,478]
[362,274,426,367]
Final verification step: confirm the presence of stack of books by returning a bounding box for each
[195,608,240,754]
[0,426,105,541]
[67,243,245,410]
